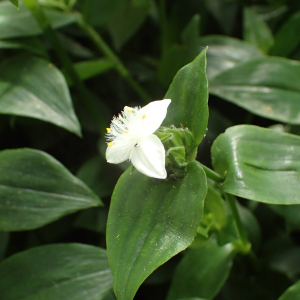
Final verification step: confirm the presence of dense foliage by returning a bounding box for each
[1,0,300,299]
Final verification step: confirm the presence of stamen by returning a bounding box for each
[127,110,132,113]
[124,130,128,133]
[106,128,111,133]
[142,114,146,119]
[107,142,113,146]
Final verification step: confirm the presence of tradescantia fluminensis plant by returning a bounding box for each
[2,0,300,300]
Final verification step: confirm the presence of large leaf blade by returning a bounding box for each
[0,244,112,300]
[211,125,300,204]
[0,55,81,135]
[107,161,207,300]
[0,148,102,231]
[209,57,300,124]
[164,48,208,146]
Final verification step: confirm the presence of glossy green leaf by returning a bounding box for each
[0,55,81,135]
[271,11,300,57]
[0,37,48,57]
[0,1,78,39]
[244,7,274,53]
[107,0,151,50]
[8,0,19,8]
[278,279,300,300]
[0,148,102,231]
[0,244,113,300]
[163,48,208,147]
[167,237,235,300]
[199,35,264,79]
[107,161,207,300]
[209,56,300,124]
[212,125,300,204]
[65,59,115,86]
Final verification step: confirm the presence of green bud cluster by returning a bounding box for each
[155,125,197,179]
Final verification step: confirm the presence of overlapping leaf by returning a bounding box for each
[210,57,300,124]
[107,161,207,300]
[212,125,300,204]
[0,244,113,300]
[0,148,102,231]
[0,55,81,135]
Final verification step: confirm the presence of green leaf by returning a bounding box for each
[271,11,300,57]
[278,279,300,300]
[0,1,78,39]
[163,48,208,147]
[64,59,116,86]
[167,237,235,300]
[0,244,113,300]
[244,7,274,53]
[8,0,19,8]
[0,55,81,135]
[0,37,48,57]
[209,56,300,124]
[212,125,300,204]
[0,148,102,231]
[107,161,207,300]
[199,35,264,79]
[107,0,151,50]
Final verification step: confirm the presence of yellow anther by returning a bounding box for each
[124,130,128,133]
[127,110,132,113]
[107,142,113,146]
[142,114,146,119]
[106,128,111,133]
[118,115,121,120]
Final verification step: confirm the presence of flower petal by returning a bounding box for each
[131,134,167,179]
[106,134,135,164]
[140,99,171,136]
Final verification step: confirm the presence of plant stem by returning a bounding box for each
[159,0,168,54]
[23,0,107,132]
[225,193,251,253]
[200,164,224,183]
[77,17,151,103]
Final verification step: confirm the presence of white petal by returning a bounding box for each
[131,134,167,179]
[106,134,135,164]
[140,99,171,136]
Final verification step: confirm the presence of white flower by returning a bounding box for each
[106,99,171,179]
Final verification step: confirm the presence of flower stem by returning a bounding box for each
[225,193,251,254]
[22,0,107,132]
[200,164,224,183]
[77,17,152,103]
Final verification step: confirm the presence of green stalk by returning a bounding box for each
[159,0,168,54]
[22,0,107,132]
[225,193,251,254]
[200,164,224,183]
[77,17,151,103]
